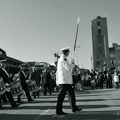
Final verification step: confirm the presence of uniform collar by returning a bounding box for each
[61,54,68,61]
[62,54,67,58]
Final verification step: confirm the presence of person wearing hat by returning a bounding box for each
[17,63,33,103]
[30,66,42,98]
[56,47,82,115]
[0,61,20,109]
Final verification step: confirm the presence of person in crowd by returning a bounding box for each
[113,71,119,89]
[50,70,56,92]
[17,63,33,103]
[90,70,97,89]
[0,96,2,109]
[41,68,52,95]
[72,64,79,86]
[0,94,8,104]
[56,47,82,115]
[0,61,20,109]
[30,66,41,98]
[117,68,120,81]
[86,73,91,87]
[98,71,104,89]
[106,70,113,88]
[54,53,60,67]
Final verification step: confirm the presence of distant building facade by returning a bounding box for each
[33,62,56,72]
[91,16,110,70]
[109,43,120,70]
[0,48,24,74]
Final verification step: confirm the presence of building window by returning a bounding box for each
[117,47,120,50]
[110,53,115,58]
[98,29,101,35]
[110,60,115,65]
[97,21,101,26]
[96,61,100,66]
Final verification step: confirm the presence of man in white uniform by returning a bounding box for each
[56,47,82,115]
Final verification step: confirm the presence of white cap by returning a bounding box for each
[60,47,70,52]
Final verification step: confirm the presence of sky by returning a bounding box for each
[0,0,120,70]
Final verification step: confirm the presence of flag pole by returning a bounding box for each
[73,16,80,61]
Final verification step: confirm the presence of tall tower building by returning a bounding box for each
[91,16,110,70]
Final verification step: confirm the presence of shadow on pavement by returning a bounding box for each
[0,88,119,120]
[0,111,120,120]
[2,104,110,110]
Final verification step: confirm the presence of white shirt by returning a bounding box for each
[113,74,119,82]
[56,54,74,85]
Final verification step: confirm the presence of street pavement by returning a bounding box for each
[0,88,120,120]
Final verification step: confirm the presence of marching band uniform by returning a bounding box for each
[41,69,52,96]
[56,47,82,115]
[0,97,2,109]
[17,65,33,103]
[0,94,8,104]
[30,67,41,98]
[0,67,19,108]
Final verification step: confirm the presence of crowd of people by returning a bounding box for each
[0,61,56,109]
[0,48,120,116]
[72,67,120,91]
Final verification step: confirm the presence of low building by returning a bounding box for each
[109,43,120,70]
[34,62,50,70]
[0,48,24,74]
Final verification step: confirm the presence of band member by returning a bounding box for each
[0,61,20,109]
[17,63,33,103]
[30,67,42,98]
[0,97,2,109]
[41,68,52,96]
[56,47,82,115]
[0,93,8,104]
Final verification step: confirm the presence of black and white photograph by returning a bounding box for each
[0,0,120,119]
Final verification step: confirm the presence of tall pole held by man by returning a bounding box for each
[73,16,80,60]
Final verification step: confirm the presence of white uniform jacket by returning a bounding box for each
[56,54,74,85]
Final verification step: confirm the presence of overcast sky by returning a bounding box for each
[0,0,120,69]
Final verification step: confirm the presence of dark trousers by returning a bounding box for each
[4,91,16,107]
[43,83,52,95]
[115,82,119,89]
[23,85,32,101]
[0,96,2,108]
[18,82,32,102]
[0,94,8,103]
[56,84,76,113]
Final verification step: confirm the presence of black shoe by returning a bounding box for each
[44,93,46,96]
[12,103,20,108]
[17,100,24,104]
[28,99,34,103]
[56,111,67,115]
[72,107,82,112]
[33,96,36,98]
[3,100,9,104]
[0,106,3,109]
